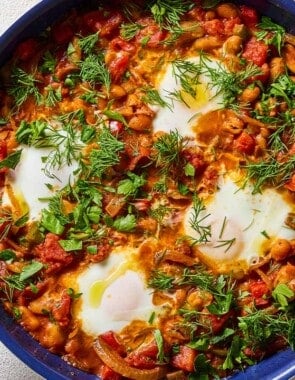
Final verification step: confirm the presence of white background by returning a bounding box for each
[0,2,44,379]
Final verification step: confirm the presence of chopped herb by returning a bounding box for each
[87,126,125,178]
[148,269,174,290]
[189,195,211,244]
[8,67,42,107]
[19,261,43,282]
[148,0,194,29]
[154,329,166,363]
[0,249,16,261]
[0,150,22,170]
[272,284,294,310]
[256,16,285,54]
[117,172,146,198]
[80,53,111,93]
[41,209,65,235]
[59,239,83,252]
[78,33,99,55]
[141,86,171,109]
[152,130,186,174]
[40,51,56,73]
[120,22,143,40]
[113,214,136,232]
[67,287,82,299]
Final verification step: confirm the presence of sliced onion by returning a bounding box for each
[94,336,167,380]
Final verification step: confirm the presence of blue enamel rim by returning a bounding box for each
[0,1,295,379]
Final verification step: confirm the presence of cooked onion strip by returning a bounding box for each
[93,336,167,380]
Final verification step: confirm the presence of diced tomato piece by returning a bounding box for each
[125,342,158,370]
[108,52,130,83]
[249,280,269,298]
[182,150,206,172]
[133,199,151,212]
[207,312,231,334]
[109,120,124,135]
[0,261,7,277]
[82,11,104,32]
[52,291,72,327]
[100,331,126,355]
[15,38,38,61]
[234,132,256,155]
[187,6,206,22]
[239,5,259,27]
[52,22,74,45]
[249,280,270,307]
[0,141,8,181]
[17,281,49,306]
[136,25,167,48]
[0,141,7,160]
[34,233,73,273]
[203,19,225,36]
[171,345,197,372]
[284,173,295,191]
[224,17,241,35]
[100,365,122,380]
[242,37,268,67]
[110,37,136,53]
[100,12,123,37]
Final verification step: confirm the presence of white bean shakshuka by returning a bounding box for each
[0,1,295,379]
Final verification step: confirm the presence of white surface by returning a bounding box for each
[0,4,44,380]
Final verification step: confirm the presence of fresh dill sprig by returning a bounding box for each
[238,309,294,349]
[149,204,171,224]
[148,269,174,290]
[87,126,125,179]
[244,155,295,193]
[8,67,43,107]
[269,74,295,108]
[199,55,261,108]
[141,86,171,109]
[214,238,236,253]
[120,22,143,40]
[170,59,202,102]
[78,33,99,55]
[40,51,56,74]
[148,0,194,29]
[189,195,211,244]
[44,85,62,107]
[152,129,186,174]
[41,124,83,177]
[256,16,285,54]
[80,54,111,93]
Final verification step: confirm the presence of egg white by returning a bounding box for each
[2,145,78,221]
[152,56,224,138]
[184,176,295,272]
[77,247,157,336]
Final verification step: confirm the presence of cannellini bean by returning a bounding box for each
[222,114,244,134]
[269,57,285,81]
[19,306,40,331]
[216,3,239,18]
[204,11,216,20]
[193,36,223,51]
[223,35,243,55]
[233,24,248,39]
[270,239,291,261]
[128,114,153,131]
[239,86,261,103]
[283,43,295,73]
[109,84,127,99]
[41,322,66,349]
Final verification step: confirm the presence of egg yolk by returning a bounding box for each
[180,83,209,109]
[89,260,131,308]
